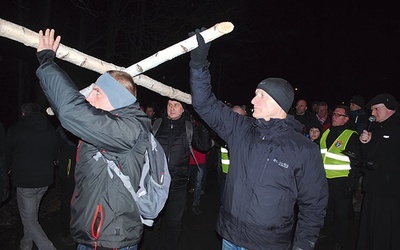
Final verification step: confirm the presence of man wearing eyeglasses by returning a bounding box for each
[319,105,361,250]
[357,94,400,250]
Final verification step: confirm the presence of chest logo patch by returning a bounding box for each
[335,139,343,148]
[273,158,289,169]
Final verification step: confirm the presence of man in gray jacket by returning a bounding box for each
[188,29,328,250]
[36,29,148,250]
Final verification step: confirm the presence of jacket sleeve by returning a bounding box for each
[35,50,141,156]
[293,144,328,250]
[190,68,250,145]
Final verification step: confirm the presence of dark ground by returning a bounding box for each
[0,164,358,250]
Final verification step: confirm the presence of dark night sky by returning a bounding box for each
[1,1,400,127]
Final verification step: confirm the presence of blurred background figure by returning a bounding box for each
[307,120,322,145]
[349,95,368,134]
[145,103,158,124]
[5,103,58,250]
[292,99,312,135]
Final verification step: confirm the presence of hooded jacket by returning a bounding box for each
[190,68,328,250]
[36,50,149,248]
[6,112,57,188]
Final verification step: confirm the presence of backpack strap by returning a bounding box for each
[106,154,155,227]
[152,118,162,135]
[185,120,200,172]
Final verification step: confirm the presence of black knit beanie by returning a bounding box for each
[350,95,365,108]
[256,78,294,113]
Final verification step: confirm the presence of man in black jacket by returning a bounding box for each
[357,94,400,250]
[188,29,327,250]
[36,28,149,250]
[5,103,58,250]
[142,99,210,250]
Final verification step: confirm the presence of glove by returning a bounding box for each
[189,28,211,69]
[37,50,56,65]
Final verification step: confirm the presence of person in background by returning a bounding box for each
[145,103,158,124]
[188,143,209,215]
[311,101,319,115]
[357,94,400,250]
[349,95,368,134]
[319,105,361,249]
[5,102,58,250]
[142,99,211,249]
[231,105,247,116]
[188,29,328,250]
[307,120,322,145]
[292,99,312,134]
[188,111,211,216]
[312,101,331,132]
[348,95,369,220]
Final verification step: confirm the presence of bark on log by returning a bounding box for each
[124,22,235,77]
[0,18,123,73]
[0,18,234,104]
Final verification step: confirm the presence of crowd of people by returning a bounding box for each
[0,28,399,250]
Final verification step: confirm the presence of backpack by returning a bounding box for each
[152,118,200,170]
[107,130,171,227]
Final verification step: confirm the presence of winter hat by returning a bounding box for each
[95,73,137,109]
[366,94,399,110]
[256,78,294,113]
[307,119,322,133]
[350,95,365,108]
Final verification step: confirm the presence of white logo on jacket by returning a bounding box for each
[273,158,289,169]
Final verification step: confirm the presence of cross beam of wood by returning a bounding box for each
[0,18,234,104]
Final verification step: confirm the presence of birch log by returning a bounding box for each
[124,22,234,76]
[0,18,234,104]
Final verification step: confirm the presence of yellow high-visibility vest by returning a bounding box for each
[320,129,356,179]
[221,146,230,174]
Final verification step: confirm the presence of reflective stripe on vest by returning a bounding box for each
[221,147,230,173]
[320,129,355,179]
